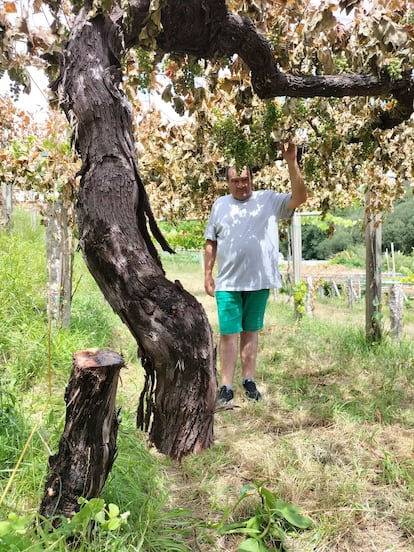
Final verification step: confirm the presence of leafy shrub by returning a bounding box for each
[382,249,414,276]
[0,498,130,551]
[292,280,307,319]
[301,224,326,260]
[158,220,206,250]
[328,246,365,268]
[315,228,359,260]
[299,194,414,261]
[218,482,312,551]
[382,195,414,255]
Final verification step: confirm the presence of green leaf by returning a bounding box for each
[236,527,262,536]
[72,498,106,526]
[220,514,262,537]
[222,526,261,536]
[105,517,121,531]
[238,537,271,552]
[85,498,106,515]
[0,521,12,537]
[94,511,106,524]
[0,513,30,536]
[246,515,261,530]
[272,501,312,529]
[240,483,255,497]
[107,503,120,519]
[219,520,248,534]
[260,487,277,510]
[269,524,286,543]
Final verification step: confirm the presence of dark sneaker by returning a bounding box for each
[217,386,234,405]
[243,380,261,401]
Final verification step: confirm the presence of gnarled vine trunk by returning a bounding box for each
[57,9,216,461]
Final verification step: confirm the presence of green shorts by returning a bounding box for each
[215,290,270,335]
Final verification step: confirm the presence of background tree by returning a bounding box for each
[0,97,17,230]
[0,96,37,229]
[382,193,414,255]
[0,101,80,325]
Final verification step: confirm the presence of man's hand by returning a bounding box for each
[204,275,215,297]
[282,142,298,165]
[284,143,307,210]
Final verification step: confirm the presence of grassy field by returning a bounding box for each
[0,212,413,551]
[161,252,414,551]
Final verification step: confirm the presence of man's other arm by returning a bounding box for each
[283,143,307,210]
[204,239,217,297]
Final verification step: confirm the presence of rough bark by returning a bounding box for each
[57,9,216,461]
[39,349,123,520]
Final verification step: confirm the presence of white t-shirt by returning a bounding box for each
[204,190,293,291]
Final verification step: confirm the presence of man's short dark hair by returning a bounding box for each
[225,166,253,182]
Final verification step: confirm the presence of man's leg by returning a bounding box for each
[239,290,268,399]
[240,330,259,380]
[240,330,261,399]
[219,333,239,387]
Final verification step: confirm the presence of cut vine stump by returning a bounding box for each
[39,349,124,521]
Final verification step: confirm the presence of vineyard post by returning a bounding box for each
[291,212,302,285]
[1,182,13,231]
[365,189,382,342]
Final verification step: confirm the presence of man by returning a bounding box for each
[204,143,306,405]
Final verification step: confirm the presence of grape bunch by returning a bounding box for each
[9,80,22,101]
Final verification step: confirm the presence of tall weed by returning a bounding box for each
[0,388,27,481]
[0,209,119,389]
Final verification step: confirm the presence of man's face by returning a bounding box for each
[227,167,253,201]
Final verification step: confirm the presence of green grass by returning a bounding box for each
[258,306,414,427]
[1,209,413,551]
[0,210,186,551]
[0,210,120,390]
